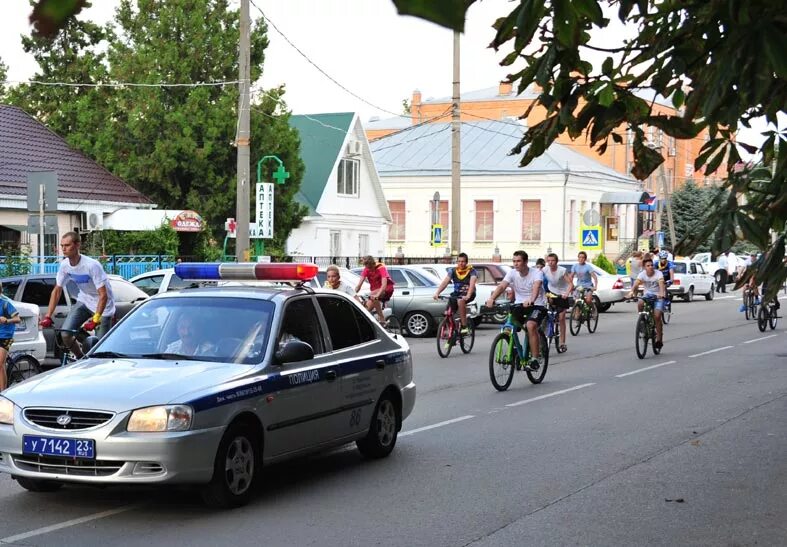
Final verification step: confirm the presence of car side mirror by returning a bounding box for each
[275,340,314,365]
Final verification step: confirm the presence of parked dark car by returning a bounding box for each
[0,273,148,357]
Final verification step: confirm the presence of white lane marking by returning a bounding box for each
[689,345,734,358]
[505,383,596,408]
[615,360,677,378]
[714,295,740,300]
[400,415,475,437]
[742,334,778,344]
[1,505,139,543]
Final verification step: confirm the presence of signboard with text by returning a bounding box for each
[252,182,274,239]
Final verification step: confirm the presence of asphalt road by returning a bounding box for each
[0,290,785,546]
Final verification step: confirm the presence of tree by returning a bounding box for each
[660,180,715,251]
[392,0,787,297]
[12,0,307,255]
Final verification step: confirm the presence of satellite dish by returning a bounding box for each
[88,213,100,230]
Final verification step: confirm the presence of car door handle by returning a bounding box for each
[401,291,410,295]
[325,370,337,382]
[376,359,385,370]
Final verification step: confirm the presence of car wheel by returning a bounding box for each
[403,311,433,337]
[714,271,723,287]
[201,421,261,509]
[705,285,715,300]
[14,476,63,492]
[595,297,611,313]
[357,390,400,459]
[683,286,694,302]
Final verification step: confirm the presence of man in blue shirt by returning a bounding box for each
[0,282,21,391]
[572,251,598,308]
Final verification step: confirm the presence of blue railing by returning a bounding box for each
[0,255,179,280]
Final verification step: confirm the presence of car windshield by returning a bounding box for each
[93,296,275,364]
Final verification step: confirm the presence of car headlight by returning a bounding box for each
[127,405,193,432]
[0,397,15,425]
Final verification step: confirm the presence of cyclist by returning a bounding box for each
[355,255,395,324]
[0,281,21,391]
[433,252,477,335]
[626,257,666,349]
[485,250,546,370]
[571,251,598,310]
[656,250,676,309]
[543,253,574,353]
[40,232,116,358]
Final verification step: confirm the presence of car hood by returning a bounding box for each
[3,358,253,412]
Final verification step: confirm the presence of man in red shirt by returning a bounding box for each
[355,255,395,324]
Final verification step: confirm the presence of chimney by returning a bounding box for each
[412,89,422,107]
[412,89,422,122]
[498,81,513,96]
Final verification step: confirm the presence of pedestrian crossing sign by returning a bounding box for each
[580,227,602,250]
[431,224,445,247]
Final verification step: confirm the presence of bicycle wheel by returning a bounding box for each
[526,331,549,384]
[489,333,515,391]
[459,321,475,354]
[587,303,599,333]
[436,318,453,358]
[569,303,582,336]
[769,306,778,330]
[635,316,649,359]
[757,306,768,332]
[743,292,751,320]
[750,301,758,320]
[661,299,671,325]
[6,355,42,385]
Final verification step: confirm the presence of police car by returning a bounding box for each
[0,263,416,508]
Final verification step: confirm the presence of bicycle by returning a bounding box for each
[488,303,549,391]
[633,296,663,359]
[569,287,598,336]
[757,299,779,332]
[435,295,475,358]
[358,295,401,337]
[53,327,89,366]
[544,293,567,354]
[742,287,758,320]
[5,350,42,386]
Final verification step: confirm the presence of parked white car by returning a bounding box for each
[9,301,46,361]
[691,252,740,286]
[667,259,715,301]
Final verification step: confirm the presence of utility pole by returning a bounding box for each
[235,0,251,261]
[450,30,461,256]
[658,164,677,249]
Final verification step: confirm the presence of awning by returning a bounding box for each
[599,191,650,204]
[0,225,27,232]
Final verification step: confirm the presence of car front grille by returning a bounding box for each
[13,455,123,477]
[23,408,115,430]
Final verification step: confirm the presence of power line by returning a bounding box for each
[2,79,241,88]
[370,124,452,153]
[249,0,407,119]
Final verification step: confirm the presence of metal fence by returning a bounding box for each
[0,255,179,280]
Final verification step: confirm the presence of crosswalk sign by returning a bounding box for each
[580,227,602,250]
[431,224,445,247]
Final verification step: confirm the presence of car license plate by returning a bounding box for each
[22,435,95,459]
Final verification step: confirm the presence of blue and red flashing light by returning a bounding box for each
[174,262,318,282]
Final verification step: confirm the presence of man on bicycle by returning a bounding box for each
[355,255,394,325]
[485,250,546,370]
[433,252,477,335]
[656,249,675,308]
[40,232,116,358]
[543,253,574,353]
[627,257,666,349]
[572,251,598,309]
[0,281,21,391]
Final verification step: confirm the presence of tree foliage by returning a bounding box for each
[12,0,307,255]
[393,0,787,298]
[86,223,180,256]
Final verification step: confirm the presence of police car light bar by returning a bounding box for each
[174,262,319,282]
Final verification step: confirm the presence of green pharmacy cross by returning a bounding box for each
[257,155,289,185]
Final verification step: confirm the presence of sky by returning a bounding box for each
[0,0,520,123]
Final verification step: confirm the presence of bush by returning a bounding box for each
[592,253,616,274]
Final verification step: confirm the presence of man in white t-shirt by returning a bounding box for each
[543,253,574,353]
[486,250,546,370]
[626,257,666,349]
[40,232,116,357]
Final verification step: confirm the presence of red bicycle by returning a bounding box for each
[436,296,475,358]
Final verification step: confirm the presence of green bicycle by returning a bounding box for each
[569,287,598,335]
[488,303,549,391]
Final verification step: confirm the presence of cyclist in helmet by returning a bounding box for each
[656,250,675,284]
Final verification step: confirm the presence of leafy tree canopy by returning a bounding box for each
[393,0,787,298]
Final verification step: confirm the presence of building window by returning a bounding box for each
[520,200,541,241]
[475,200,494,241]
[388,201,405,240]
[337,158,359,196]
